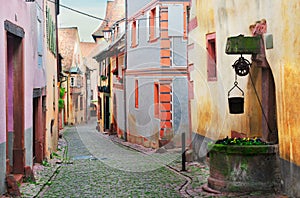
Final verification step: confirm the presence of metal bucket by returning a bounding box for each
[228,97,244,114]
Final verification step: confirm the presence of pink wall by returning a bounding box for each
[0,0,42,142]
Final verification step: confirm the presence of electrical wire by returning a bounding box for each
[47,0,107,22]
[47,0,158,24]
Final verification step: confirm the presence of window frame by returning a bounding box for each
[206,32,217,81]
[148,5,160,42]
[154,83,159,118]
[135,79,139,109]
[131,20,139,48]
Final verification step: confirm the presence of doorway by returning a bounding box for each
[104,96,110,130]
[33,96,45,163]
[6,31,25,174]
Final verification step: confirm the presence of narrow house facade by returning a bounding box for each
[80,42,98,121]
[126,0,190,148]
[0,0,59,195]
[44,0,60,163]
[93,0,125,134]
[189,0,300,196]
[58,27,87,125]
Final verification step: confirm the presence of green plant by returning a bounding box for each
[215,136,267,146]
[42,160,51,167]
[58,98,64,110]
[101,75,107,81]
[23,177,37,184]
[50,152,61,160]
[59,87,66,98]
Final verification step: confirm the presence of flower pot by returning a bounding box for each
[208,144,280,192]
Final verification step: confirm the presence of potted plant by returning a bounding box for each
[101,75,107,81]
[207,137,280,193]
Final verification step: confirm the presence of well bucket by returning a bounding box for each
[228,97,244,114]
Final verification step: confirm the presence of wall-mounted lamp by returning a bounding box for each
[102,23,112,42]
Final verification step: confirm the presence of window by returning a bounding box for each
[74,97,78,111]
[77,76,82,87]
[70,77,75,87]
[131,20,138,47]
[37,8,43,68]
[206,33,217,81]
[148,5,160,41]
[80,96,83,110]
[168,4,184,37]
[135,80,139,108]
[118,55,124,79]
[154,83,159,118]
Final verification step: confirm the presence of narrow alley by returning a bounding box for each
[18,119,285,198]
[2,1,300,197]
[20,119,193,197]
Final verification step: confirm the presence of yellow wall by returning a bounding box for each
[44,1,59,158]
[190,0,300,166]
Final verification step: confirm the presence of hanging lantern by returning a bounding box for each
[102,23,112,42]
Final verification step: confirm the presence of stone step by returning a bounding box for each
[13,174,23,184]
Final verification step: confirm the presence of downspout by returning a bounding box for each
[123,0,128,141]
[85,68,88,123]
[55,0,60,135]
[186,4,192,147]
[67,74,69,124]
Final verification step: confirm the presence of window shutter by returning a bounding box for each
[129,22,132,47]
[155,5,160,38]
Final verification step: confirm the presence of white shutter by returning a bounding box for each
[146,11,150,41]
[129,22,132,47]
[136,20,139,45]
[155,5,160,38]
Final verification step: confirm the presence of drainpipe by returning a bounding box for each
[85,68,88,123]
[55,0,60,135]
[67,74,70,124]
[186,4,192,148]
[123,0,128,141]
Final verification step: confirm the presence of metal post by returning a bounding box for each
[123,0,128,141]
[182,132,186,171]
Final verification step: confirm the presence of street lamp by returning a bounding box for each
[102,23,112,42]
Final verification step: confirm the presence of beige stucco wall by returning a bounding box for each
[189,0,300,166]
[44,1,59,157]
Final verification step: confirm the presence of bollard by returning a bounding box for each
[181,132,186,171]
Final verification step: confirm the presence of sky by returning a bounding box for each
[58,0,107,42]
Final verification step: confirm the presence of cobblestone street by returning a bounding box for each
[42,121,186,197]
[19,119,288,198]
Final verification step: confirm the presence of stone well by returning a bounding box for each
[208,144,281,192]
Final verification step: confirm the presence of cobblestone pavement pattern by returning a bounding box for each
[19,119,289,198]
[37,120,184,197]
